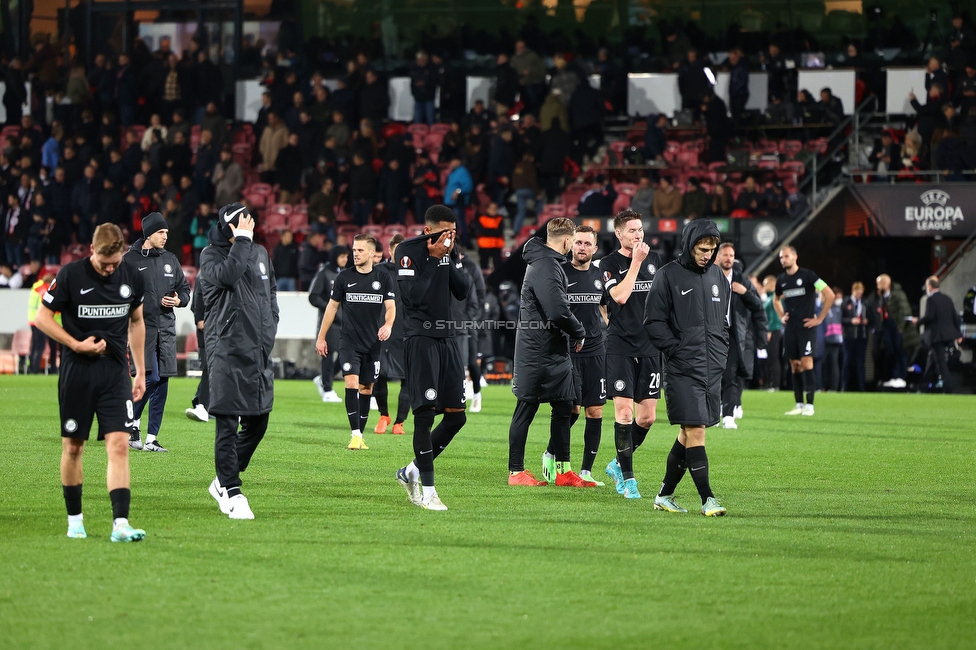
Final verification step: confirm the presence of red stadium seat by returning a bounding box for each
[406,224,426,238]
[429,123,451,135]
[362,224,384,238]
[779,140,804,158]
[384,224,407,236]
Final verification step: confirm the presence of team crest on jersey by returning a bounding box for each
[647,263,656,275]
[119,284,131,298]
[342,363,351,372]
[400,257,413,268]
[259,262,267,275]
[64,418,77,433]
[614,380,625,391]
[424,388,437,400]
[371,281,381,290]
[594,279,603,290]
[712,284,719,297]
[164,264,172,273]
[797,278,803,286]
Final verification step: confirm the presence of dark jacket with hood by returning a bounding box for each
[643,220,730,426]
[512,238,586,403]
[122,238,191,377]
[308,246,347,348]
[198,209,279,416]
[725,263,767,380]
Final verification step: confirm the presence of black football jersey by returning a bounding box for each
[43,257,145,364]
[775,267,826,327]
[331,266,396,352]
[563,261,607,357]
[600,249,663,356]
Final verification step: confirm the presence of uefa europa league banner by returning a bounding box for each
[846,184,976,237]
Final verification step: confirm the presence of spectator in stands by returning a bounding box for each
[126,172,157,236]
[598,48,627,115]
[512,40,547,112]
[550,54,579,105]
[760,43,792,102]
[540,89,570,133]
[275,133,304,204]
[351,118,380,162]
[200,102,227,148]
[464,100,494,133]
[518,113,543,160]
[97,176,124,226]
[25,201,46,263]
[168,109,191,145]
[192,130,217,203]
[710,183,732,216]
[348,151,377,226]
[376,158,410,225]
[642,113,668,163]
[474,201,505,271]
[733,176,763,216]
[72,165,101,243]
[488,127,516,206]
[444,156,474,243]
[924,56,950,95]
[494,53,519,117]
[726,48,750,127]
[955,62,976,112]
[189,203,213,265]
[4,192,26,266]
[909,84,946,164]
[569,76,604,161]
[412,149,441,222]
[764,94,795,125]
[539,117,571,201]
[410,51,438,126]
[285,91,305,132]
[678,49,710,119]
[819,87,845,125]
[142,114,168,151]
[212,144,244,208]
[359,68,390,124]
[870,131,900,180]
[154,171,178,207]
[942,102,962,133]
[631,175,655,217]
[3,59,27,127]
[796,89,822,124]
[653,175,683,217]
[162,130,192,180]
[702,92,733,163]
[273,230,300,291]
[259,111,289,183]
[577,176,617,217]
[256,91,273,137]
[682,177,709,218]
[41,122,62,172]
[899,129,923,179]
[308,177,337,237]
[786,185,809,219]
[45,166,72,227]
[764,181,788,217]
[933,126,972,181]
[326,110,352,160]
[193,52,223,124]
[511,152,540,235]
[299,230,328,290]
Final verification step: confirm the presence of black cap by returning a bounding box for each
[142,211,167,238]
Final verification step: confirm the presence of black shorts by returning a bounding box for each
[606,353,661,401]
[59,356,137,441]
[784,326,816,360]
[572,354,607,407]
[339,346,381,383]
[404,336,465,411]
[379,342,405,380]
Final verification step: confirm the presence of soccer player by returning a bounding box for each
[508,219,590,487]
[773,246,834,416]
[600,210,664,499]
[122,212,191,452]
[394,205,471,511]
[644,220,729,516]
[315,234,396,450]
[199,204,278,520]
[714,242,766,429]
[35,223,148,542]
[372,234,409,435]
[557,224,608,485]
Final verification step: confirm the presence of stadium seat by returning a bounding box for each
[384,224,407,237]
[758,159,780,170]
[407,224,426,238]
[677,151,699,167]
[338,224,361,239]
[429,123,451,135]
[247,192,271,209]
[780,140,804,158]
[262,209,289,232]
[362,224,384,238]
[611,193,631,213]
[382,122,406,140]
[782,160,806,177]
[806,138,828,154]
[249,183,273,196]
[609,141,628,165]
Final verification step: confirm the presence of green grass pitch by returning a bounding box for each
[0,375,974,649]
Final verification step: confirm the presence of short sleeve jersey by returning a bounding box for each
[563,261,607,357]
[600,249,664,356]
[330,265,396,353]
[43,258,145,365]
[775,267,827,327]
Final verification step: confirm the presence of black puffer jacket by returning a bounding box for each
[122,240,191,377]
[729,265,767,380]
[198,226,279,416]
[643,220,729,426]
[512,238,585,403]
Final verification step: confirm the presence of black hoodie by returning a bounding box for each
[643,220,729,426]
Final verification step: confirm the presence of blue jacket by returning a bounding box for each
[444,165,473,206]
[42,137,60,171]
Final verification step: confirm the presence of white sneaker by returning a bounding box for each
[208,478,231,514]
[890,378,907,389]
[480,376,488,387]
[227,494,254,519]
[313,375,325,399]
[421,491,448,511]
[785,404,804,416]
[464,380,474,400]
[321,390,342,403]
[802,404,815,416]
[470,392,482,413]
[733,406,743,420]
[185,404,209,422]
[722,415,738,429]
[370,396,378,411]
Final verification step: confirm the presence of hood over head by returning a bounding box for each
[677,219,722,274]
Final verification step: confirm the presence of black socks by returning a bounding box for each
[658,439,687,497]
[395,385,410,424]
[373,375,389,416]
[430,411,466,460]
[614,421,634,480]
[63,484,82,516]
[412,409,437,484]
[570,411,580,429]
[632,423,650,450]
[581,417,602,473]
[548,400,573,463]
[686,446,714,505]
[345,388,360,432]
[109,488,131,520]
[358,392,371,432]
[802,369,815,405]
[792,371,803,404]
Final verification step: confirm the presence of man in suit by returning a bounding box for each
[841,281,870,391]
[912,276,963,393]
